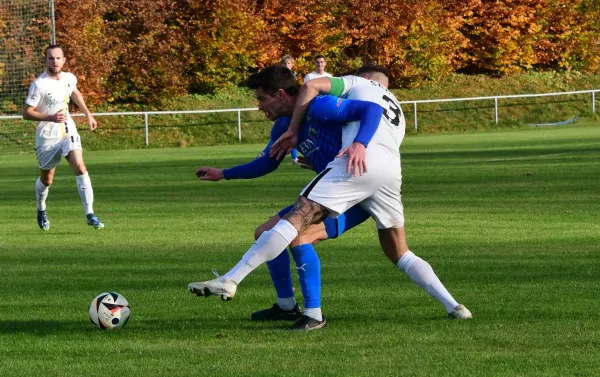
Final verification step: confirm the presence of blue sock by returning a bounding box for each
[290,148,298,160]
[290,244,321,309]
[266,250,294,299]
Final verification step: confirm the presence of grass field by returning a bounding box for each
[1,124,599,376]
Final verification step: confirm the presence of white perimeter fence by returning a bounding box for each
[1,89,598,147]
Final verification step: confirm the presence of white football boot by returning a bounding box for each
[448,304,473,319]
[188,271,237,301]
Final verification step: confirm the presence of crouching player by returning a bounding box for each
[192,66,380,330]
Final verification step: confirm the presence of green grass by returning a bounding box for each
[1,123,599,376]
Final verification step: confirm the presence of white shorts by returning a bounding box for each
[300,147,404,229]
[35,131,82,170]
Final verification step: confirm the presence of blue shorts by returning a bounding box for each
[277,203,371,239]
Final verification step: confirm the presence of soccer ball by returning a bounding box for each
[89,292,131,330]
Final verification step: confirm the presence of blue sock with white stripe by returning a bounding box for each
[266,250,296,310]
[290,244,322,321]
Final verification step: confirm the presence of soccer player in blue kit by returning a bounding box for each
[192,66,379,330]
[190,65,471,330]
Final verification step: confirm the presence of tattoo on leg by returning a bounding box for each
[285,197,329,231]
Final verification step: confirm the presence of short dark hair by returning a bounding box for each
[246,66,298,96]
[357,63,389,78]
[314,55,325,61]
[45,44,65,57]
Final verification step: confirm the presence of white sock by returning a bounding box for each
[304,307,322,321]
[35,178,49,211]
[397,251,459,313]
[75,172,94,215]
[277,297,297,311]
[223,220,298,284]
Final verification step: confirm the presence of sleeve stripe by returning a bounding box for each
[328,77,345,97]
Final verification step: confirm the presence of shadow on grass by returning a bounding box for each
[131,318,287,333]
[0,317,288,336]
[0,320,91,335]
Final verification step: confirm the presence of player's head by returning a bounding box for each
[356,63,389,88]
[280,55,294,70]
[246,66,298,121]
[314,55,326,73]
[45,44,66,75]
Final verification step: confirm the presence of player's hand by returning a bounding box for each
[49,112,67,123]
[87,115,98,131]
[269,130,298,160]
[196,167,224,181]
[336,142,367,176]
[296,156,314,171]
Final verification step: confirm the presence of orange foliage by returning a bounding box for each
[50,0,600,105]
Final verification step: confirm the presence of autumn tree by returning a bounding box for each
[51,0,600,105]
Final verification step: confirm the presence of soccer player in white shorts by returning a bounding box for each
[22,45,104,231]
[189,64,472,324]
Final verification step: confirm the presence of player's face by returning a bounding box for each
[46,48,66,75]
[254,88,288,121]
[314,58,326,72]
[283,59,293,70]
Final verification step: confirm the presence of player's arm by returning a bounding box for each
[308,95,383,147]
[22,105,65,123]
[70,87,98,131]
[196,119,289,181]
[292,77,332,131]
[270,77,332,159]
[197,147,283,182]
[196,154,283,181]
[22,83,65,123]
[309,95,383,176]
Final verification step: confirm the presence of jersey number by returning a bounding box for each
[382,94,401,128]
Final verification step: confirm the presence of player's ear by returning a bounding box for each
[276,89,292,105]
[275,88,286,98]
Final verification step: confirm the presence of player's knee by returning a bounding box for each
[42,176,53,186]
[73,164,87,176]
[254,223,270,240]
[254,226,264,240]
[290,234,310,248]
[290,236,321,248]
[292,226,327,247]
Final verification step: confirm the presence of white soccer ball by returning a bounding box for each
[89,292,131,330]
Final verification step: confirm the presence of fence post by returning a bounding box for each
[50,0,56,44]
[413,102,418,131]
[144,113,149,146]
[494,97,499,124]
[237,110,242,143]
[593,92,596,114]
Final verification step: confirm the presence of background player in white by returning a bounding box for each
[303,55,332,83]
[22,44,104,231]
[189,65,472,322]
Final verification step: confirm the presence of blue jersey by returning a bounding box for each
[269,109,343,174]
[223,95,382,180]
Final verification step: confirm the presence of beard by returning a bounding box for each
[48,66,62,74]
